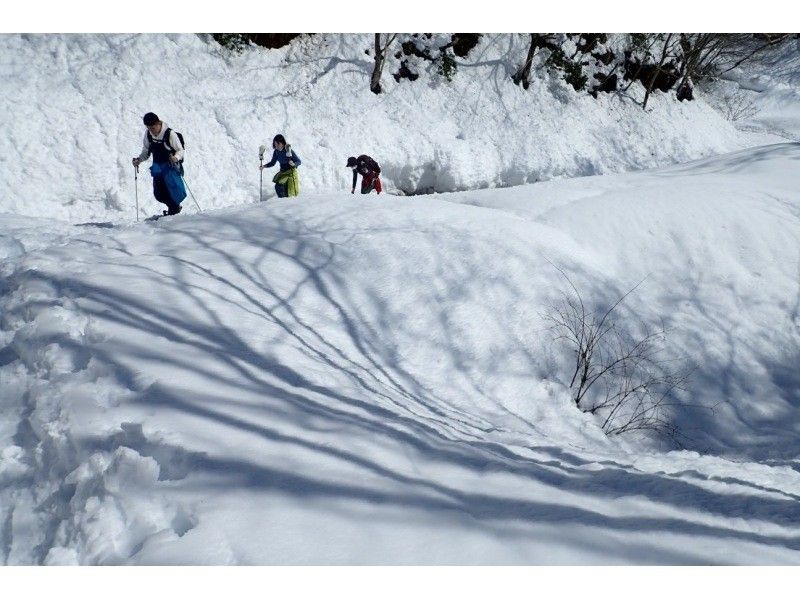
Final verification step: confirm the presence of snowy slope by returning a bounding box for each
[2,142,799,564]
[0,33,775,222]
[709,36,800,140]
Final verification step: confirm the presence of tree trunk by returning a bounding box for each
[512,34,538,89]
[643,34,674,110]
[370,34,396,94]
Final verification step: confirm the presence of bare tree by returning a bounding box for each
[512,34,552,89]
[543,267,692,437]
[714,86,761,122]
[621,36,652,93]
[642,33,679,109]
[716,34,793,75]
[370,33,398,94]
[676,33,792,98]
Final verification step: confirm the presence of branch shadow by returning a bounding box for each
[6,207,800,562]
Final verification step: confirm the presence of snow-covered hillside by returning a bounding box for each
[2,141,799,564]
[716,36,800,140]
[1,32,799,566]
[0,33,778,222]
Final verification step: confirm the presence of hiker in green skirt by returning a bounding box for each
[260,134,301,197]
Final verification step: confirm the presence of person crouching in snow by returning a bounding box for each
[261,134,301,198]
[132,112,186,216]
[347,155,382,195]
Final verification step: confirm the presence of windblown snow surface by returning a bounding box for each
[1,34,799,565]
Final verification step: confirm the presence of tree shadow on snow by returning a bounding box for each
[8,209,800,563]
[652,142,800,178]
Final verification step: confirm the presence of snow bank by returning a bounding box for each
[0,33,760,222]
[1,143,799,564]
[1,32,798,566]
[447,142,800,459]
[707,37,800,140]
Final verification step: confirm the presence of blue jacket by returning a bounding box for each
[265,145,301,171]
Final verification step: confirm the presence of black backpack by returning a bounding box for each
[358,154,380,175]
[148,128,185,159]
[167,129,185,154]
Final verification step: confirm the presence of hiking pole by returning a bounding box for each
[181,174,202,213]
[134,163,140,222]
[170,161,202,213]
[259,145,266,202]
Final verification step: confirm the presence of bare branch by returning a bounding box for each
[543,264,693,439]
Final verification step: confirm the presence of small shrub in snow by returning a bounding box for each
[545,46,588,92]
[437,48,458,82]
[544,268,691,439]
[701,80,762,122]
[393,34,477,87]
[718,88,761,122]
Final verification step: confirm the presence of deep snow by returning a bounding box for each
[0,33,782,222]
[1,33,799,565]
[2,142,800,564]
[718,36,800,141]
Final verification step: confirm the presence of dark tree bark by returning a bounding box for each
[512,34,539,89]
[370,33,397,94]
[512,34,559,89]
[642,34,675,110]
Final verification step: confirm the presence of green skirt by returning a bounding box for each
[273,168,300,197]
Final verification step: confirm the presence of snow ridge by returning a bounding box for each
[2,172,800,563]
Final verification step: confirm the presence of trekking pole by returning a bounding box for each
[181,174,202,213]
[259,145,266,202]
[134,163,140,222]
[171,161,202,213]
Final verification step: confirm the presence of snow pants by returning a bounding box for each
[151,162,186,214]
[361,171,382,194]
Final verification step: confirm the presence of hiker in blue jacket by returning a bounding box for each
[132,112,186,215]
[260,134,301,197]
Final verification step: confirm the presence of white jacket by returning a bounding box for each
[137,122,184,162]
